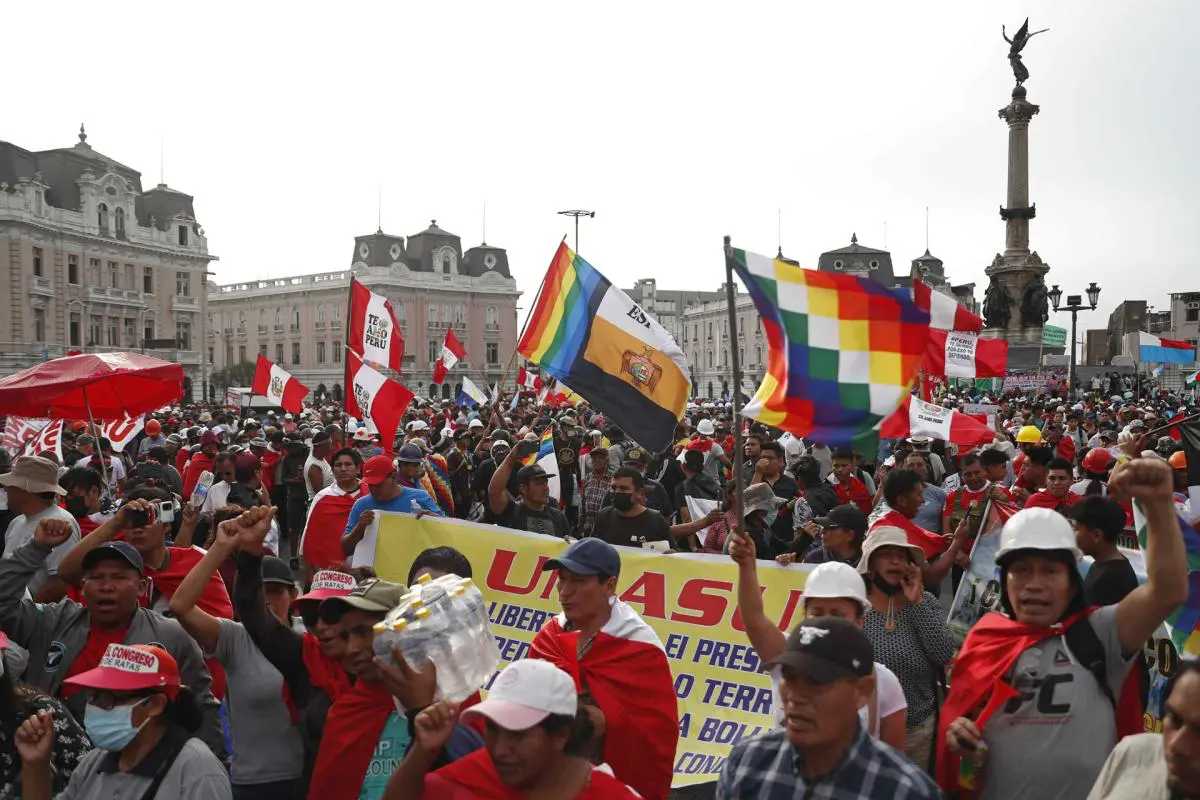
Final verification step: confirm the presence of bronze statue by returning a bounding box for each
[983,277,1010,329]
[1003,18,1049,85]
[1021,277,1049,327]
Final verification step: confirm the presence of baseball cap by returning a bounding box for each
[543,538,620,578]
[765,617,873,683]
[320,578,404,615]
[82,541,144,575]
[517,464,555,483]
[362,455,396,486]
[461,659,577,731]
[63,644,181,697]
[295,570,357,603]
[623,448,648,466]
[407,420,429,432]
[261,556,295,587]
[199,431,220,448]
[396,444,424,464]
[815,504,868,537]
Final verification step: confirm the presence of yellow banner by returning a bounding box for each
[371,513,815,788]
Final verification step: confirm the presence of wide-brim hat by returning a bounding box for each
[856,526,927,574]
[0,456,66,495]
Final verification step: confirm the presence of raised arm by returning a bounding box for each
[669,508,724,540]
[1109,459,1189,657]
[488,446,519,517]
[0,522,76,646]
[55,499,149,587]
[172,502,200,549]
[729,528,787,664]
[168,518,238,653]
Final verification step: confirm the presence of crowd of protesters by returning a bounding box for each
[0,383,1195,799]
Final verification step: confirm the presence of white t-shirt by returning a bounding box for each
[771,661,906,738]
[303,454,333,500]
[200,481,232,517]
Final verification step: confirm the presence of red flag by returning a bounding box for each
[344,351,413,448]
[348,279,404,372]
[432,329,467,384]
[879,396,997,447]
[251,355,309,413]
[913,280,984,332]
[924,329,1008,378]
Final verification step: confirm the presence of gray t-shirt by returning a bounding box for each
[981,605,1136,800]
[2,505,80,596]
[211,618,304,785]
[57,736,231,800]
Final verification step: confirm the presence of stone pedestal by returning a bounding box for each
[982,84,1063,370]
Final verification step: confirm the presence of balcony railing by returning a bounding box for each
[314,321,327,331]
[88,286,143,306]
[172,294,198,311]
[32,275,53,294]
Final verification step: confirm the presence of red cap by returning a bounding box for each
[295,570,357,603]
[362,454,395,486]
[71,420,88,433]
[145,419,162,435]
[63,644,181,698]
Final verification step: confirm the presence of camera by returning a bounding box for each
[127,500,176,528]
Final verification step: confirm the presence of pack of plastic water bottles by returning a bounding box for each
[372,573,500,703]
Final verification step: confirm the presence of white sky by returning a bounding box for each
[7,1,1199,339]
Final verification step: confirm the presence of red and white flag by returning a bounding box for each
[880,396,996,447]
[516,364,543,391]
[99,416,144,453]
[914,280,983,332]
[344,351,414,449]
[2,416,50,453]
[348,279,404,372]
[924,329,1008,378]
[251,355,310,413]
[25,419,64,461]
[432,329,466,384]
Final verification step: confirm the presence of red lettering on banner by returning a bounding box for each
[538,570,559,600]
[619,571,666,619]
[670,579,732,626]
[486,550,550,595]
[730,585,767,633]
[775,588,805,632]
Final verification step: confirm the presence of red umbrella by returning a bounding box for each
[0,352,183,420]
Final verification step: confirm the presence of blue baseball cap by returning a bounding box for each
[396,443,424,464]
[82,541,144,575]
[543,538,621,579]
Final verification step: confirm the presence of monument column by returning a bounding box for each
[1001,88,1038,256]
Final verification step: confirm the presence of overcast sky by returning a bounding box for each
[7,1,1199,340]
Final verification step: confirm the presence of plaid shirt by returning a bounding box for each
[716,726,944,800]
[578,464,616,535]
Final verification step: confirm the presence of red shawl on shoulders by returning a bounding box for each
[424,750,640,799]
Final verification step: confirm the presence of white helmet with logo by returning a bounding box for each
[802,562,868,609]
[994,507,1081,563]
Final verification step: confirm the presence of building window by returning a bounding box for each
[238,345,246,363]
[274,308,282,329]
[692,324,698,341]
[178,225,189,246]
[208,347,215,364]
[32,247,43,277]
[142,267,153,294]
[175,271,190,296]
[124,319,136,346]
[756,345,762,365]
[259,344,267,357]
[756,317,762,334]
[68,255,79,284]
[317,305,325,324]
[259,309,267,332]
[143,322,154,344]
[455,305,465,325]
[429,341,439,363]
[88,258,100,284]
[486,306,498,326]
[332,341,342,363]
[395,302,405,325]
[428,303,437,323]
[106,320,118,346]
[707,351,713,368]
[722,349,728,367]
[833,260,844,270]
[33,308,45,342]
[486,342,499,364]
[1188,302,1199,323]
[125,264,135,290]
[69,314,81,347]
[89,316,101,346]
[707,322,713,338]
[275,344,284,363]
[442,304,450,323]
[98,203,109,234]
[238,310,245,330]
[333,305,340,323]
[115,207,126,240]
[869,259,880,270]
[317,341,326,364]
[291,307,300,330]
[175,321,191,350]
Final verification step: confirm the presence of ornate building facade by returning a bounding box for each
[0,127,216,399]
[207,220,520,401]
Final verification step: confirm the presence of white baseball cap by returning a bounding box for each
[461,659,576,730]
[468,419,484,429]
[407,420,429,432]
[803,562,868,609]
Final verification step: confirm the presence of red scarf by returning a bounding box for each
[300,483,366,569]
[307,679,395,800]
[831,475,872,514]
[935,609,1142,794]
[686,437,714,453]
[260,449,282,494]
[530,619,677,800]
[282,632,352,725]
[871,510,948,559]
[425,750,640,799]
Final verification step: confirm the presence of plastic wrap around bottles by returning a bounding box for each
[190,471,214,508]
[372,573,500,703]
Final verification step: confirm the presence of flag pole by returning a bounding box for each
[724,236,747,543]
[496,236,566,416]
[343,277,355,434]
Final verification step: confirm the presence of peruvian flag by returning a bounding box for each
[440,408,456,442]
[914,280,983,332]
[530,600,678,800]
[924,329,1008,378]
[516,364,543,391]
[344,351,414,449]
[251,355,310,413]
[348,279,404,372]
[432,329,466,384]
[880,396,996,447]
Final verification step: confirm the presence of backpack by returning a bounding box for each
[1063,617,1146,715]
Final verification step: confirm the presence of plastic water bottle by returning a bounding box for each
[410,499,421,515]
[190,471,214,508]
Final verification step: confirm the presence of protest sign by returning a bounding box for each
[962,402,999,429]
[371,513,815,788]
[2,416,51,452]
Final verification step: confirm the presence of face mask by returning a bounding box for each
[871,572,903,596]
[763,509,778,526]
[65,496,90,518]
[612,492,634,512]
[84,698,150,751]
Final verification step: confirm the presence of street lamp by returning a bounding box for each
[1049,282,1100,399]
[557,210,595,253]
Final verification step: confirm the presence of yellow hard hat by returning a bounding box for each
[1015,425,1043,444]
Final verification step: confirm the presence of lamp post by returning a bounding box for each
[557,210,595,253]
[1048,282,1100,399]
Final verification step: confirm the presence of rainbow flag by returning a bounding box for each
[1132,503,1200,658]
[519,242,690,451]
[729,247,929,447]
[521,427,561,501]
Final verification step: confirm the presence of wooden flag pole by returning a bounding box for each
[724,236,748,543]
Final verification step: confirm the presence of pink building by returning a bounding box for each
[207,221,520,401]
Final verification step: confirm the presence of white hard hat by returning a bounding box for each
[994,507,1081,563]
[696,419,716,436]
[407,419,429,432]
[802,562,868,610]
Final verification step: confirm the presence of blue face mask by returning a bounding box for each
[84,698,150,751]
[763,509,778,526]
